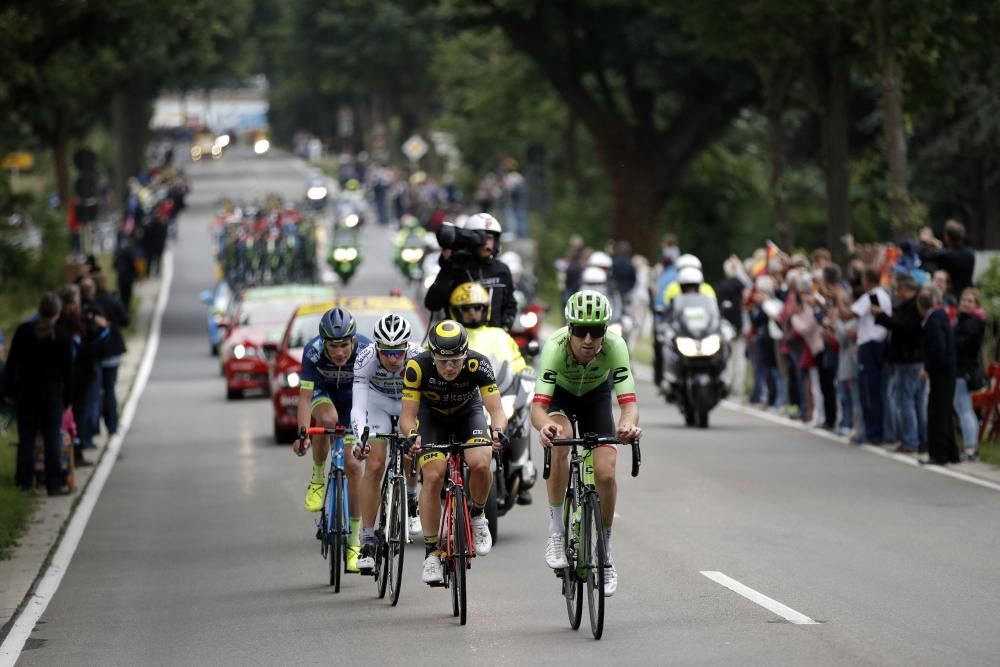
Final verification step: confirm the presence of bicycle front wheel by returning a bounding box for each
[583,493,606,639]
[388,477,406,606]
[330,470,344,592]
[563,493,583,630]
[375,477,391,599]
[452,487,468,626]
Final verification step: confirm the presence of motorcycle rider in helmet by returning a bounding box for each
[424,213,517,330]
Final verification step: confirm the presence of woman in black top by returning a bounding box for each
[953,288,986,460]
[2,293,75,494]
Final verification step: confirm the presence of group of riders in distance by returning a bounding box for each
[283,210,643,636]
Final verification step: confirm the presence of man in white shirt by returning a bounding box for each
[842,267,891,444]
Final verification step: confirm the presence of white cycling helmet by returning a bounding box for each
[373,313,412,347]
[465,213,502,235]
[587,251,613,269]
[676,254,702,271]
[677,266,704,285]
[582,266,608,285]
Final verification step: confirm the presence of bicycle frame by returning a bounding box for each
[439,449,474,571]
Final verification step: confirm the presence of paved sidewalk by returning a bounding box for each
[0,274,162,633]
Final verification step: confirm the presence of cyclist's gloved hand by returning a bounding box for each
[352,440,370,460]
[492,428,509,449]
[293,426,310,457]
[405,430,421,454]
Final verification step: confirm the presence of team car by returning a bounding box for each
[221,284,337,400]
[268,295,428,443]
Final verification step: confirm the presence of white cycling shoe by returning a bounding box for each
[422,554,444,584]
[603,560,618,597]
[545,534,568,569]
[471,515,492,556]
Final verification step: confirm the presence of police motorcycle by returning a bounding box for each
[448,283,537,545]
[660,280,731,428]
[304,174,331,212]
[324,195,364,284]
[393,215,428,285]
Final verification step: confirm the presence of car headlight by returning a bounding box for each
[343,214,359,228]
[401,247,424,262]
[254,139,270,154]
[306,186,327,200]
[281,372,300,388]
[500,394,516,419]
[701,334,721,356]
[215,134,230,148]
[233,343,246,359]
[519,311,538,329]
[675,337,699,357]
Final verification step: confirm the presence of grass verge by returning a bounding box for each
[978,439,1000,466]
[0,431,34,560]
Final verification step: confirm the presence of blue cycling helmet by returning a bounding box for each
[319,307,356,340]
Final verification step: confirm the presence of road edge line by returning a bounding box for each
[0,249,174,665]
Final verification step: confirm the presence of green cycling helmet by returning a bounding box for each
[564,290,612,325]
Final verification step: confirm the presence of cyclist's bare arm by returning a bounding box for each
[293,385,315,456]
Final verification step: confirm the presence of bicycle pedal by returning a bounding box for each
[426,580,446,588]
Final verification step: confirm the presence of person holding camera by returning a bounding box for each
[424,213,517,331]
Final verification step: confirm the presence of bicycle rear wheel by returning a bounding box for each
[453,487,468,626]
[563,494,583,630]
[388,477,406,606]
[583,493,606,639]
[330,470,344,592]
[375,477,390,599]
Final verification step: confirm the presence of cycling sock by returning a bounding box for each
[549,503,564,535]
[361,527,375,546]
[602,526,613,557]
[310,462,325,485]
[406,485,418,502]
[424,536,438,556]
[349,517,361,546]
[471,501,485,517]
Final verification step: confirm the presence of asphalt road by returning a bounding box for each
[17,151,1000,666]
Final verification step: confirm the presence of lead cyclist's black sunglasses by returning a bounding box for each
[570,324,607,339]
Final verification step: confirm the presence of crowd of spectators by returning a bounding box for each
[697,220,990,464]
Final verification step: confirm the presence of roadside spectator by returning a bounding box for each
[918,286,960,465]
[953,288,986,461]
[872,273,924,453]
[57,284,96,468]
[610,240,637,316]
[114,235,137,310]
[717,256,749,400]
[831,309,861,437]
[3,293,75,495]
[94,272,128,440]
[919,220,975,298]
[748,275,787,411]
[841,267,891,445]
[501,158,528,238]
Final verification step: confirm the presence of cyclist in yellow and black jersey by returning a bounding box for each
[400,320,507,585]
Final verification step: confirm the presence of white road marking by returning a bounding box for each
[0,250,174,665]
[700,571,819,625]
[720,400,1000,494]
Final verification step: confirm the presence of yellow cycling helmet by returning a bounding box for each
[449,282,490,326]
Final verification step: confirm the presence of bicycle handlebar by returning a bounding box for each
[304,425,349,437]
[542,435,641,480]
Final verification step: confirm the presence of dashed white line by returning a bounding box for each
[700,571,819,625]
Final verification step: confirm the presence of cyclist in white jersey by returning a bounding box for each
[351,313,423,573]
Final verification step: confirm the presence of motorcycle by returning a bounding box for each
[328,226,362,285]
[304,175,330,212]
[660,292,731,429]
[509,290,544,358]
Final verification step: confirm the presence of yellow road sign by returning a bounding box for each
[2,152,34,170]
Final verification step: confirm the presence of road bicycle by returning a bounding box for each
[363,416,412,606]
[544,418,640,640]
[306,424,351,592]
[418,439,496,626]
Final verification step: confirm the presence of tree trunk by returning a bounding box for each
[53,138,70,209]
[816,44,851,259]
[979,159,1000,249]
[765,104,793,249]
[596,132,669,255]
[563,112,580,195]
[112,86,150,211]
[873,0,912,238]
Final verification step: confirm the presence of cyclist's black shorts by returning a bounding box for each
[415,403,490,467]
[546,380,615,438]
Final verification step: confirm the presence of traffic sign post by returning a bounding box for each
[401,135,429,163]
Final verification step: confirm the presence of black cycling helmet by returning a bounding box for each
[319,307,356,340]
[427,319,469,357]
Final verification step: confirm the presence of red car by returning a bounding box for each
[221,284,337,400]
[269,295,428,443]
